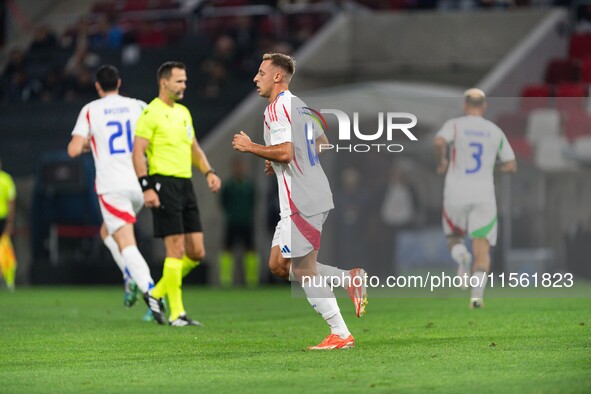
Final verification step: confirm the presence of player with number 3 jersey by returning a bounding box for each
[434,88,517,309]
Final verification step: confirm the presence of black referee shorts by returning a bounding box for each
[151,175,202,238]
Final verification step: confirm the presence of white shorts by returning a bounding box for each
[272,211,329,258]
[98,189,144,235]
[442,200,498,246]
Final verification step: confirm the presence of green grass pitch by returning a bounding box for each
[0,286,589,393]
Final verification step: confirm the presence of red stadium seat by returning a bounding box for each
[520,84,552,111]
[580,58,591,83]
[555,83,588,112]
[569,33,591,60]
[496,112,528,137]
[122,0,149,11]
[562,110,591,142]
[544,58,579,84]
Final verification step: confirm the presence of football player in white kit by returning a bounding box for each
[434,88,517,308]
[233,53,367,350]
[67,65,165,323]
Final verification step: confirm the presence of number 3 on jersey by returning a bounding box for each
[108,120,133,155]
[466,142,483,174]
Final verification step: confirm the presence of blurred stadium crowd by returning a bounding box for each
[0,0,580,105]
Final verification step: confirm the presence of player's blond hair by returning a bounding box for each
[464,88,486,107]
[262,53,296,78]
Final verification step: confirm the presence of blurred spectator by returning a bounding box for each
[26,25,61,82]
[202,35,239,96]
[64,68,96,101]
[1,0,330,107]
[29,25,58,52]
[39,68,65,102]
[380,160,421,273]
[59,17,91,52]
[203,60,229,97]
[89,15,124,50]
[227,16,258,57]
[6,70,42,103]
[3,48,27,79]
[218,157,259,288]
[2,48,26,100]
[211,35,240,69]
[335,167,369,267]
[64,43,100,79]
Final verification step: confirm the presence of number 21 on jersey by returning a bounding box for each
[108,120,133,155]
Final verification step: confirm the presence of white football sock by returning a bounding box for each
[326,313,350,339]
[104,235,126,278]
[121,246,154,293]
[316,261,350,289]
[301,274,351,338]
[470,271,488,299]
[451,243,471,265]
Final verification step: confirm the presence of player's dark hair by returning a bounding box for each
[262,53,296,77]
[95,65,120,92]
[157,61,186,82]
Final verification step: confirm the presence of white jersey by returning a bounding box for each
[71,94,146,194]
[436,115,515,204]
[263,90,334,218]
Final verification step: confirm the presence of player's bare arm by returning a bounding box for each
[498,159,517,173]
[67,135,88,158]
[191,138,221,193]
[233,131,293,163]
[132,135,160,208]
[434,136,449,174]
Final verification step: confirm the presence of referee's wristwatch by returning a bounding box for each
[205,168,216,177]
